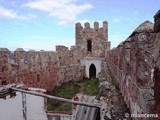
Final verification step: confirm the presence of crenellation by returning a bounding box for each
[84,22,90,29]
[94,21,99,30]
[0,48,10,52]
[103,21,108,39]
[0,48,11,73]
[0,43,87,89]
[14,48,25,66]
[0,48,11,61]
[75,21,108,57]
[0,48,59,89]
[27,50,38,65]
[75,22,83,29]
[103,21,108,31]
[56,45,69,51]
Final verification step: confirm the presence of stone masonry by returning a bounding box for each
[0,21,109,90]
[0,10,160,118]
[75,21,109,57]
[107,17,160,118]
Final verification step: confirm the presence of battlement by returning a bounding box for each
[75,21,108,57]
[75,21,108,41]
[0,48,58,66]
[75,21,108,30]
[0,20,109,89]
[0,46,85,89]
[56,45,69,51]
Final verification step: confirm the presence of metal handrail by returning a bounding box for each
[7,87,100,108]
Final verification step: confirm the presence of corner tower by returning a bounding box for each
[75,21,108,57]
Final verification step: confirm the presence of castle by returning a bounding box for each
[0,21,110,90]
[0,10,160,118]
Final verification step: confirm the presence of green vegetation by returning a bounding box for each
[47,78,99,113]
[80,78,99,95]
[111,74,117,85]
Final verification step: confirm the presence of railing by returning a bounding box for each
[6,86,100,108]
[1,85,102,120]
[0,86,100,108]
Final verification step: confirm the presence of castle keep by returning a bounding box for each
[75,21,109,57]
[0,10,160,118]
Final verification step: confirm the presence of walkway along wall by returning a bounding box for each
[107,20,160,116]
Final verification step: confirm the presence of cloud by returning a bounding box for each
[0,5,36,20]
[23,0,92,25]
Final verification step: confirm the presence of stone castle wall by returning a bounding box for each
[0,47,85,90]
[107,21,160,116]
[0,48,58,90]
[0,21,108,90]
[153,32,160,115]
[1,17,160,116]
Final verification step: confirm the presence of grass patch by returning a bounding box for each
[47,78,99,112]
[80,78,99,95]
[48,81,81,99]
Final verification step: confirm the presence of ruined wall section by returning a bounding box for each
[55,45,85,84]
[56,45,71,66]
[58,64,85,84]
[0,45,85,90]
[75,21,109,57]
[107,21,156,115]
[0,48,59,90]
[70,45,85,64]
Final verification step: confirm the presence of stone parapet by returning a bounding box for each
[106,21,160,117]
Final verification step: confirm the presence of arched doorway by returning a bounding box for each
[89,64,96,78]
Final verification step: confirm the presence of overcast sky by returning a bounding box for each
[0,0,159,51]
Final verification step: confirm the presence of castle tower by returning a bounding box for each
[76,21,109,78]
[75,21,108,57]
